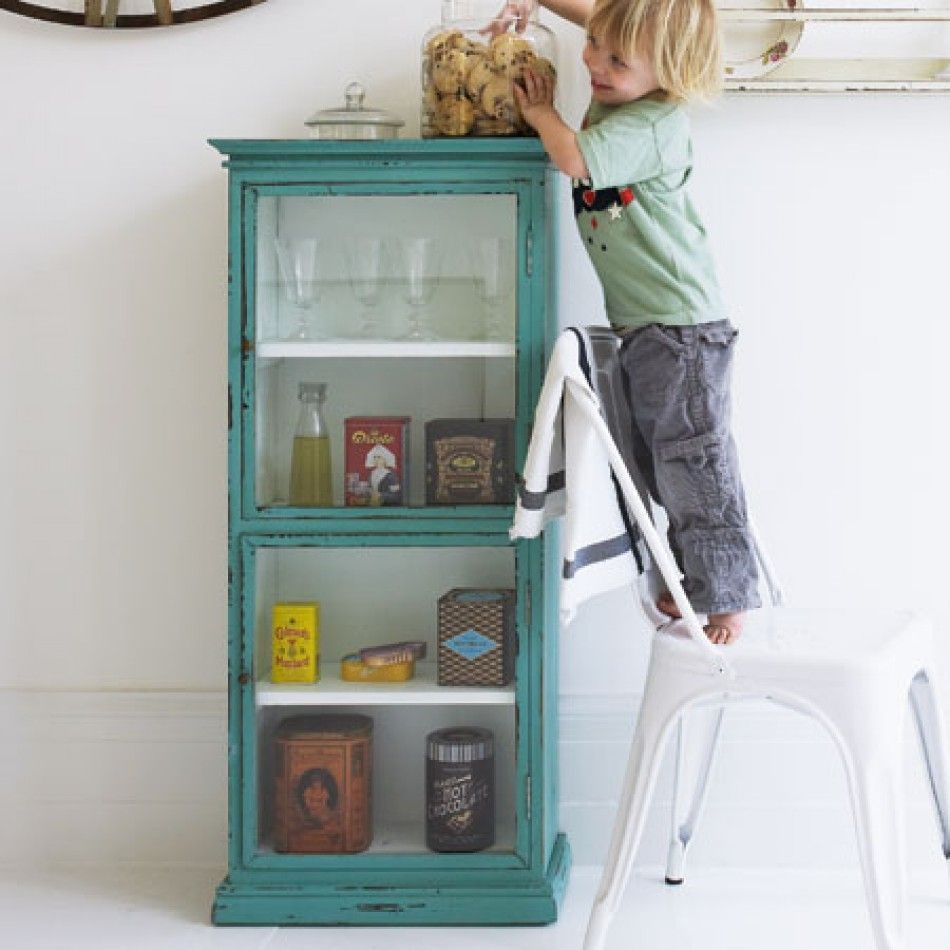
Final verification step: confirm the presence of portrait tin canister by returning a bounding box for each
[344,416,410,507]
[273,714,373,853]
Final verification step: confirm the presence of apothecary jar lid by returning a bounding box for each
[305,82,405,140]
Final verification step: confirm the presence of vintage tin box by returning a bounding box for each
[424,418,515,505]
[273,714,373,853]
[437,588,516,686]
[425,727,495,853]
[344,416,410,507]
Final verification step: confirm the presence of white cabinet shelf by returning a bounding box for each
[256,662,516,707]
[258,819,517,855]
[256,340,516,360]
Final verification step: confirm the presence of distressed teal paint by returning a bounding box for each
[211,138,570,926]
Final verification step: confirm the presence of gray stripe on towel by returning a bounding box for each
[563,533,633,579]
[518,471,566,510]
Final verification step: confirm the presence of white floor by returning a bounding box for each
[1,865,947,950]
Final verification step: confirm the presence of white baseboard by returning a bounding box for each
[0,690,944,874]
[0,690,227,868]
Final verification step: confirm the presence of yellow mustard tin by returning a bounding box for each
[271,602,320,683]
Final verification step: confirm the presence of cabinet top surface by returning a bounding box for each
[209,137,550,166]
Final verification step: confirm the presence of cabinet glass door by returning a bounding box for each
[249,191,522,513]
[242,539,525,864]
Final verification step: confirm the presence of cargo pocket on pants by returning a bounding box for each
[655,430,730,528]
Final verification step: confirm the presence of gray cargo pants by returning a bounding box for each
[617,319,761,615]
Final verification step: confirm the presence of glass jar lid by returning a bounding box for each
[305,82,405,137]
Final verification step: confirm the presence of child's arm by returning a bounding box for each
[514,69,589,180]
[539,0,593,28]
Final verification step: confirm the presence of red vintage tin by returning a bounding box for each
[344,416,410,506]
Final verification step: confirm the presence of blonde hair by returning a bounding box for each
[587,0,722,102]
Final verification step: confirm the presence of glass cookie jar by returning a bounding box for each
[421,0,557,138]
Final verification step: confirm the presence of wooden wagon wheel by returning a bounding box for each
[0,0,268,28]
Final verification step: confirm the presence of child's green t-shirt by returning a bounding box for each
[574,97,726,329]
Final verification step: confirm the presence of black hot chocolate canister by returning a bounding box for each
[425,727,495,852]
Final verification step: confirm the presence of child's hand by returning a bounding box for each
[482,1,531,37]
[513,67,556,130]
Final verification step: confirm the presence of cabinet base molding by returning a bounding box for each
[213,832,571,926]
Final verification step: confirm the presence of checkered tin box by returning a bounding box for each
[437,588,516,687]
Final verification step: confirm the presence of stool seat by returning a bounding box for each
[656,607,934,680]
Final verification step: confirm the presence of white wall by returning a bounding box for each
[1,1,949,870]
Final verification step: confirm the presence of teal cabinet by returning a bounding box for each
[209,139,569,925]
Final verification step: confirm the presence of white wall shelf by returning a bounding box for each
[720,3,950,92]
[720,8,950,22]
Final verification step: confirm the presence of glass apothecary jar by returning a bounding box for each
[421,0,557,137]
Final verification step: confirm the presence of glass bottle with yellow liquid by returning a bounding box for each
[289,382,333,506]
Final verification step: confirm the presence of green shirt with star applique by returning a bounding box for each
[574,97,726,329]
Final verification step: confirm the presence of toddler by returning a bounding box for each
[512,0,760,643]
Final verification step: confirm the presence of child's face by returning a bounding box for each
[582,31,660,105]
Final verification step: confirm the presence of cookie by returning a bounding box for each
[431,51,469,95]
[480,76,517,126]
[532,55,557,83]
[426,29,465,59]
[490,33,535,70]
[435,94,476,136]
[466,55,503,100]
[473,116,520,136]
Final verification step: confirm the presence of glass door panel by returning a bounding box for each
[253,354,515,509]
[255,193,518,345]
[248,543,520,858]
[250,544,516,686]
[251,192,520,513]
[255,704,517,858]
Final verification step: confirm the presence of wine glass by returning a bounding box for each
[472,237,515,341]
[398,237,442,341]
[274,237,325,341]
[343,236,389,338]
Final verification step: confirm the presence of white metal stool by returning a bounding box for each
[577,328,950,950]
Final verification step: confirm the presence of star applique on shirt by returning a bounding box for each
[572,180,636,217]
[607,203,623,221]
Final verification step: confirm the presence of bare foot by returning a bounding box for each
[656,590,682,619]
[705,612,744,645]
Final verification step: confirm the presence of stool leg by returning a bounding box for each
[909,669,950,872]
[584,693,679,950]
[666,704,726,885]
[838,709,907,950]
